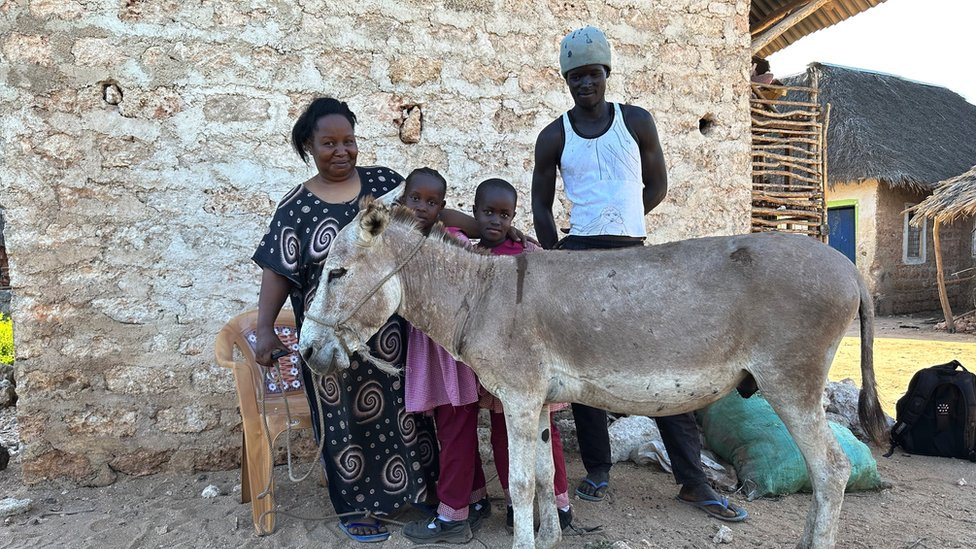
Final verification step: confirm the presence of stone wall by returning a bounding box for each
[874,185,972,315]
[0,0,752,484]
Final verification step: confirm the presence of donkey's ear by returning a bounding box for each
[358,200,390,245]
[375,183,404,208]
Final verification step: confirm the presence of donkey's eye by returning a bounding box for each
[327,268,347,281]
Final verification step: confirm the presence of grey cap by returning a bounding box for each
[559,26,611,76]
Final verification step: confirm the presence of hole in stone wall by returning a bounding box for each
[699,114,715,136]
[398,104,423,144]
[101,79,123,105]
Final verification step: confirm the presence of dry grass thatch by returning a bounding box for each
[907,164,976,223]
[783,63,976,191]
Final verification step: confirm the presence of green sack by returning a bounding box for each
[700,392,883,500]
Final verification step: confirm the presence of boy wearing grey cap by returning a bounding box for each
[530,26,748,522]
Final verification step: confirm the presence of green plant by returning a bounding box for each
[0,313,13,365]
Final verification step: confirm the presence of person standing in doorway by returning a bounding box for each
[531,26,747,522]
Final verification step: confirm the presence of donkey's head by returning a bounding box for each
[299,190,412,375]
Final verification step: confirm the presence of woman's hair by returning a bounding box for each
[405,167,448,197]
[291,97,357,164]
[474,178,518,208]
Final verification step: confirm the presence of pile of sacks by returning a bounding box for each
[554,380,893,498]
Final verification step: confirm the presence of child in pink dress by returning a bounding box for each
[400,168,491,545]
[471,178,573,532]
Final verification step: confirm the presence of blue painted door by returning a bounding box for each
[827,206,856,264]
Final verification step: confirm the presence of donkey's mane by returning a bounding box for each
[386,203,491,256]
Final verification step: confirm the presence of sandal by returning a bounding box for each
[574,477,609,502]
[676,495,749,522]
[338,519,390,543]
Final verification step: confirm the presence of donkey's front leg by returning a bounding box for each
[534,404,560,549]
[503,396,544,549]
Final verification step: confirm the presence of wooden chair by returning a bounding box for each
[215,309,313,535]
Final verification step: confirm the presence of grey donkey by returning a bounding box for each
[299,195,888,549]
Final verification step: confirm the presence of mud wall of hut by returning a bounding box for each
[842,182,974,315]
[876,186,973,314]
[0,0,752,484]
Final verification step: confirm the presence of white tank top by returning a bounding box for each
[559,103,646,237]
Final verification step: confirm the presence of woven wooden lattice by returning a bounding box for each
[750,77,828,241]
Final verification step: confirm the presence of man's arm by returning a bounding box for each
[622,105,667,214]
[531,120,564,249]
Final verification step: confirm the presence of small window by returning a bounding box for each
[903,204,926,264]
[971,224,976,257]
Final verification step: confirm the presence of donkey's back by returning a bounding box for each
[498,232,865,416]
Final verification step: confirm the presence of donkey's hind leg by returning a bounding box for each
[534,405,560,549]
[763,381,850,549]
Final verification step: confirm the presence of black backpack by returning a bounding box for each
[886,360,976,461]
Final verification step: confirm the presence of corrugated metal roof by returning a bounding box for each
[752,0,889,57]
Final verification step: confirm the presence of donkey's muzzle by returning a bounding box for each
[299,341,347,375]
[299,343,317,365]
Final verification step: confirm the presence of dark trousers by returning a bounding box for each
[559,235,708,487]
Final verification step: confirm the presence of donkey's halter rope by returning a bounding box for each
[303,233,427,332]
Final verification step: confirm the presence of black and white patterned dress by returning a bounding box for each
[252,166,438,518]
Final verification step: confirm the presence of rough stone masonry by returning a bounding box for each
[0,0,752,484]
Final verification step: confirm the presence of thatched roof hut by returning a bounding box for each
[909,165,976,223]
[906,165,976,331]
[784,63,976,191]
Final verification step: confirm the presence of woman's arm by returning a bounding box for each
[255,268,291,366]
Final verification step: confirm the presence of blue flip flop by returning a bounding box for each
[339,520,391,543]
[677,495,749,522]
[575,478,609,502]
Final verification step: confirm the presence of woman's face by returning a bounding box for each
[308,114,358,182]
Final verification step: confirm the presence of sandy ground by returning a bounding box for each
[836,313,976,415]
[0,315,974,549]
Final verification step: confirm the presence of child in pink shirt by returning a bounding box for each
[400,168,491,545]
[471,178,573,532]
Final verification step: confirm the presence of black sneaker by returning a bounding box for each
[467,498,492,532]
[403,516,473,544]
[558,507,573,530]
[505,506,573,533]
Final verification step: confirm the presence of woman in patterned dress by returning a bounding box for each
[252,97,437,542]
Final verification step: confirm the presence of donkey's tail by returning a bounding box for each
[856,274,888,446]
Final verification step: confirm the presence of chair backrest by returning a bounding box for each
[215,309,305,398]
